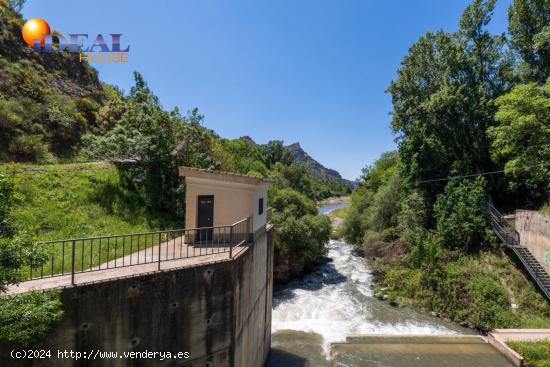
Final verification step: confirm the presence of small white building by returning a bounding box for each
[179,167,272,237]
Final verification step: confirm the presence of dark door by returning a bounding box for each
[197,195,214,242]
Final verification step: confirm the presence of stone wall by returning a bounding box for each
[515,210,550,274]
[0,227,273,367]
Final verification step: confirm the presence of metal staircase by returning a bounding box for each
[486,201,550,301]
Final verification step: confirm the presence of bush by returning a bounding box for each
[0,291,63,345]
[434,177,487,251]
[270,187,317,217]
[270,187,331,265]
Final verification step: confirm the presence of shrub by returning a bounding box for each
[0,291,63,345]
[270,187,331,265]
[434,177,487,251]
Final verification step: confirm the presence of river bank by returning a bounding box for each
[267,202,477,365]
[269,238,475,365]
[272,197,349,284]
[317,196,350,206]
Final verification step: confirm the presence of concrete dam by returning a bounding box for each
[0,168,275,367]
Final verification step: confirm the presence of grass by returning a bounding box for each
[1,162,179,240]
[540,204,550,214]
[330,206,349,220]
[1,162,180,277]
[507,340,550,367]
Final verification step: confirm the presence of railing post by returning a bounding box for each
[158,232,162,270]
[71,240,76,285]
[229,226,234,259]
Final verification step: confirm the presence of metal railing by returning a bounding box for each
[486,201,519,247]
[21,217,252,284]
[486,199,550,301]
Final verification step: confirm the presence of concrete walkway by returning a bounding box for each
[7,238,246,295]
[331,335,514,367]
[488,329,550,367]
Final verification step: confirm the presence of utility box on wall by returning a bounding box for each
[179,167,272,234]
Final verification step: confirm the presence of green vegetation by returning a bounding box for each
[0,0,350,343]
[270,188,332,278]
[507,340,550,367]
[1,162,176,241]
[343,0,550,333]
[330,206,348,220]
[0,291,63,345]
[0,2,104,162]
[0,173,63,344]
[489,78,550,205]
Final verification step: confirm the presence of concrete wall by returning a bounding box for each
[0,228,274,367]
[516,210,550,274]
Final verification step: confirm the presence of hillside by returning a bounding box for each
[0,3,105,162]
[286,142,355,186]
[0,162,176,241]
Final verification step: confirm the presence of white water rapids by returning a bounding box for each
[270,203,472,359]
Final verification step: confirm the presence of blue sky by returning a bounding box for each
[23,0,512,180]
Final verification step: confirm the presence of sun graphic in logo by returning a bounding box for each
[21,18,51,47]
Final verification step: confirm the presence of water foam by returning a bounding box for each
[272,240,463,355]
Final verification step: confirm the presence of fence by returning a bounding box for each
[486,200,519,247]
[22,217,252,284]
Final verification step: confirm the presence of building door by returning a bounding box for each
[197,195,214,242]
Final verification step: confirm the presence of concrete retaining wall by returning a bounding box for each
[0,227,273,367]
[515,210,550,274]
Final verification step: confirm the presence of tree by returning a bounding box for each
[260,140,294,169]
[270,188,331,264]
[508,0,550,83]
[434,177,488,252]
[7,0,25,12]
[86,72,219,220]
[388,0,509,202]
[488,77,550,204]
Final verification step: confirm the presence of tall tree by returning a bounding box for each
[387,0,509,202]
[508,0,550,83]
[488,77,550,205]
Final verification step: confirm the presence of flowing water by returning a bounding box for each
[266,202,499,366]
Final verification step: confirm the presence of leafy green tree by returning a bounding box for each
[7,0,25,12]
[0,291,63,345]
[359,151,399,192]
[86,72,219,220]
[488,77,550,204]
[508,0,550,83]
[434,177,488,252]
[388,0,509,202]
[342,152,401,246]
[260,140,294,169]
[270,187,331,265]
[270,187,317,217]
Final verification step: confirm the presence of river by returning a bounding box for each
[266,201,474,366]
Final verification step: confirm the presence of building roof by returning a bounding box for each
[179,167,274,186]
